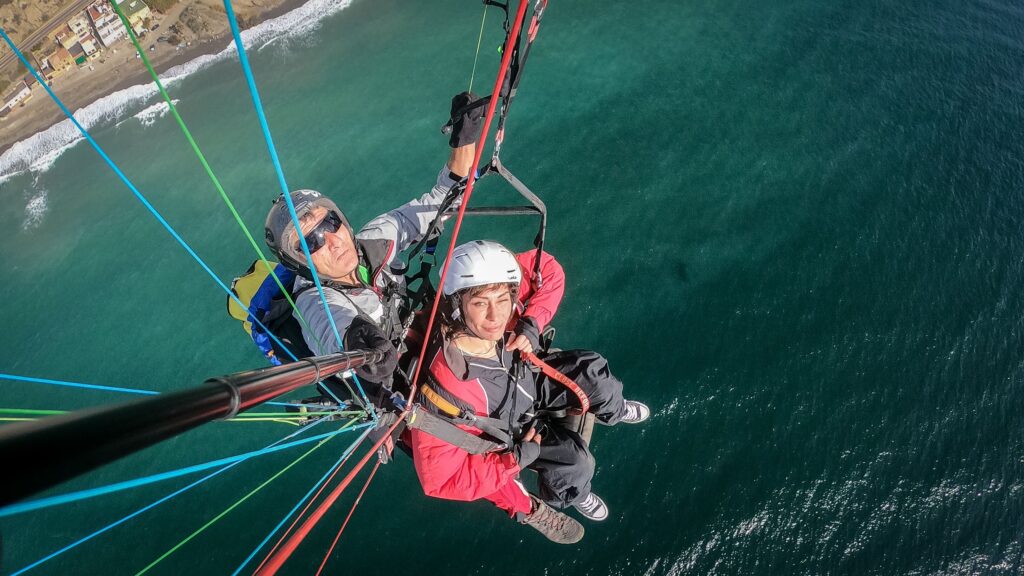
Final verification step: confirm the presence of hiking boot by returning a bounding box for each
[621,400,650,424]
[521,497,584,544]
[573,492,609,521]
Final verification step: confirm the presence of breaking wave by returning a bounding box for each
[0,0,353,182]
[22,188,49,231]
[130,99,179,127]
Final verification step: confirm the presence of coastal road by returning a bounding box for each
[0,0,97,74]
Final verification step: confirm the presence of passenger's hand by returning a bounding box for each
[513,427,542,467]
[522,426,542,445]
[505,333,534,354]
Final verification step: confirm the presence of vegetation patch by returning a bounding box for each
[147,0,180,13]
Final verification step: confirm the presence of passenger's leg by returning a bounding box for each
[536,350,627,425]
[529,424,595,509]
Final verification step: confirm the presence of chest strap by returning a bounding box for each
[407,405,507,455]
[416,383,515,450]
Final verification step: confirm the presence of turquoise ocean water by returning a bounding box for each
[2,0,1023,573]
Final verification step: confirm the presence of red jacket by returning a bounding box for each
[512,249,565,331]
[410,249,565,516]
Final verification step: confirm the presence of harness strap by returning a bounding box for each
[404,259,438,312]
[459,413,514,448]
[521,351,590,415]
[533,408,567,420]
[406,405,507,455]
[418,382,515,449]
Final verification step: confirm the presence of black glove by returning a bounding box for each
[447,91,486,148]
[513,439,541,468]
[343,316,399,383]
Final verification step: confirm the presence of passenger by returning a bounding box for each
[262,92,485,398]
[409,240,650,544]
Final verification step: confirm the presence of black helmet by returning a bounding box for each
[264,189,353,278]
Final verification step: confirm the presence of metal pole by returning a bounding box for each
[0,349,386,507]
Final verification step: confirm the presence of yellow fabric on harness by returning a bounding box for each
[419,384,463,418]
[227,260,278,336]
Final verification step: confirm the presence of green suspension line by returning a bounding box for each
[0,407,64,423]
[133,417,360,575]
[0,408,365,426]
[108,0,324,355]
[0,408,65,416]
[468,5,488,93]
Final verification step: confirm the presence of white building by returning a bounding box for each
[67,13,92,43]
[87,2,127,48]
[117,0,152,36]
[80,36,100,58]
[2,81,33,110]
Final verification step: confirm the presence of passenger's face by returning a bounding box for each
[461,285,513,342]
[300,206,358,281]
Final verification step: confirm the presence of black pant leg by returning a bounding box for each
[528,423,595,509]
[537,349,627,425]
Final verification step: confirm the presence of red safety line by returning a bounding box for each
[406,0,532,405]
[313,459,382,576]
[522,351,590,415]
[251,431,370,574]
[255,415,405,575]
[253,3,533,573]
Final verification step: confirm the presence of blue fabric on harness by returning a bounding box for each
[248,264,296,366]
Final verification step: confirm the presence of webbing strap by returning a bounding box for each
[522,351,590,415]
[406,406,505,455]
[417,382,513,450]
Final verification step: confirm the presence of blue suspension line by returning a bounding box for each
[0,28,306,371]
[0,27,381,568]
[0,420,373,518]
[230,426,374,575]
[0,373,159,396]
[10,416,333,575]
[220,1,341,350]
[221,0,376,419]
[0,373,317,409]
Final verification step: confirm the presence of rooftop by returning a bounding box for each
[2,81,28,101]
[118,0,150,20]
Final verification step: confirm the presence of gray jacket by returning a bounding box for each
[293,166,458,355]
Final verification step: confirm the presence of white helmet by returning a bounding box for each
[441,240,522,296]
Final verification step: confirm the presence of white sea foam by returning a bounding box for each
[28,135,86,173]
[22,188,49,230]
[0,82,160,181]
[132,99,179,127]
[0,0,353,181]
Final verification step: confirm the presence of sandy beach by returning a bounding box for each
[0,0,309,155]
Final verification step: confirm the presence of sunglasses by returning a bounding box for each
[298,210,344,254]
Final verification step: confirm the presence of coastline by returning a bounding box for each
[0,0,311,157]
